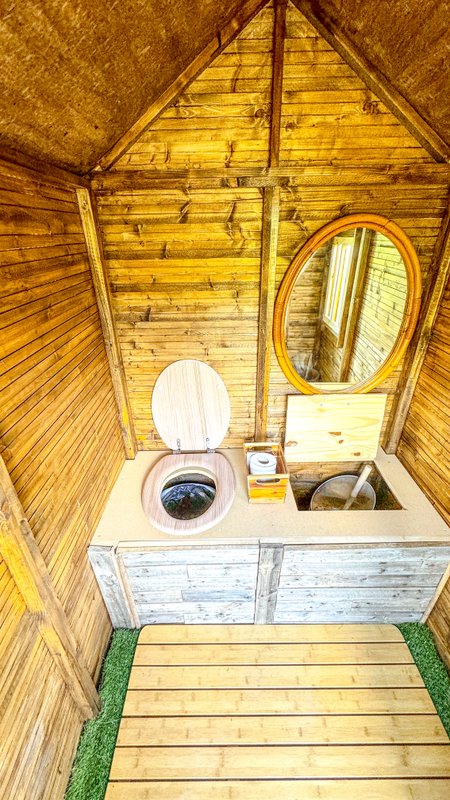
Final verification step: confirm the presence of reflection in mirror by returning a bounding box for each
[286,228,407,385]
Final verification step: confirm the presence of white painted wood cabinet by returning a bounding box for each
[273,545,450,624]
[89,542,450,628]
[89,545,259,627]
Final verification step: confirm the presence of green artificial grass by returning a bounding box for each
[65,629,139,800]
[398,622,450,737]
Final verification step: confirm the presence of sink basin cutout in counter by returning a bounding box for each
[290,461,402,511]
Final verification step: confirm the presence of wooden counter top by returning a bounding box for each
[91,448,449,548]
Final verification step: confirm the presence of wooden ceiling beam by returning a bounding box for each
[290,0,450,164]
[93,0,269,173]
[91,163,450,192]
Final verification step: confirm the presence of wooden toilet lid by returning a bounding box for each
[151,360,231,451]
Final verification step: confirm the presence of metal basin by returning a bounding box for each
[310,474,376,511]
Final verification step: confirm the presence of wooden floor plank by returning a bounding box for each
[110,624,449,797]
[104,780,450,800]
[133,642,414,665]
[123,687,436,716]
[128,663,423,689]
[137,623,404,644]
[116,713,448,746]
[110,744,450,780]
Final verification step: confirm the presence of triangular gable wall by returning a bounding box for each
[93,1,449,448]
[114,3,275,172]
[113,0,433,172]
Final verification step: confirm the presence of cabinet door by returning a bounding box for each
[120,546,259,624]
[274,546,450,623]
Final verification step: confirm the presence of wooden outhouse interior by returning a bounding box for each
[1,0,450,797]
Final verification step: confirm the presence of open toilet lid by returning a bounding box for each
[151,360,231,451]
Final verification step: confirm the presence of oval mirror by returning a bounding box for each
[273,214,422,394]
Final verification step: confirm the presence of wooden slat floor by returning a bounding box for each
[106,624,450,799]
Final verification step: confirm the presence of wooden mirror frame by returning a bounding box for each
[273,213,422,394]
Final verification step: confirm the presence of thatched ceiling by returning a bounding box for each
[0,0,449,174]
[0,0,245,174]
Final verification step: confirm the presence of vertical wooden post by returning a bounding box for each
[383,202,450,453]
[255,186,281,439]
[255,543,284,623]
[0,456,100,719]
[88,546,137,628]
[268,0,287,169]
[255,0,287,439]
[76,188,137,459]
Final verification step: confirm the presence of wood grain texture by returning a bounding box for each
[0,455,99,717]
[97,0,269,170]
[133,641,414,665]
[275,545,450,624]
[397,207,450,667]
[255,186,280,438]
[113,6,274,173]
[95,183,262,448]
[138,623,404,643]
[266,1,449,441]
[123,686,435,716]
[88,546,135,628]
[385,198,450,452]
[255,543,283,622]
[106,780,450,800]
[1,0,448,173]
[141,452,236,536]
[291,0,450,157]
[76,189,136,457]
[151,359,230,450]
[284,393,386,462]
[268,0,287,167]
[93,1,449,451]
[118,546,259,625]
[272,212,422,395]
[0,160,124,798]
[106,624,450,798]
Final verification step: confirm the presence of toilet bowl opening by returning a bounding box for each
[160,470,217,521]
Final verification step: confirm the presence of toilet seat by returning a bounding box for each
[142,452,235,535]
[142,360,236,535]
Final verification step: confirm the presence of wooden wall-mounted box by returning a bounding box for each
[243,442,289,504]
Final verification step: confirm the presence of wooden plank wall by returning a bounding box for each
[398,271,450,667]
[348,234,407,382]
[0,158,125,799]
[314,233,407,383]
[95,4,274,448]
[285,247,325,375]
[94,0,450,450]
[266,2,449,440]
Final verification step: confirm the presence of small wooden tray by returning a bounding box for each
[243,442,289,504]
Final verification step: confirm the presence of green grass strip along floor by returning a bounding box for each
[398,623,450,737]
[65,629,139,800]
[65,623,450,800]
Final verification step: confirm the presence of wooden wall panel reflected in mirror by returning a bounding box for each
[273,214,422,394]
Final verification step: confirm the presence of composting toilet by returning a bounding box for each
[141,359,236,534]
